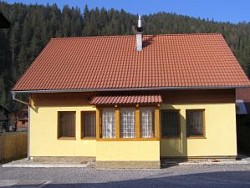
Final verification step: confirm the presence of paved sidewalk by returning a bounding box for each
[238,154,250,162]
[163,155,250,167]
[2,158,89,168]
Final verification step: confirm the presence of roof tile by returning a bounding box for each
[13,34,250,91]
[90,95,162,105]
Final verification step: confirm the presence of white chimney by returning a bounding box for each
[136,15,143,51]
[138,15,142,28]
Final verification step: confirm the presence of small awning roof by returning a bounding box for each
[90,95,162,105]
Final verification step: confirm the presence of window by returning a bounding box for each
[81,111,96,138]
[120,108,135,138]
[186,110,204,137]
[161,110,180,137]
[97,106,159,140]
[102,109,115,138]
[58,111,75,138]
[140,108,154,138]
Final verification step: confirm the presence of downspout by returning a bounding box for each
[11,91,30,161]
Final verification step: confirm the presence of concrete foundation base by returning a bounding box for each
[96,161,161,169]
[161,156,237,162]
[31,156,95,163]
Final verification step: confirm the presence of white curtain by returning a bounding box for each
[102,109,115,138]
[141,108,154,138]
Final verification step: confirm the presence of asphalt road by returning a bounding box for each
[0,164,250,188]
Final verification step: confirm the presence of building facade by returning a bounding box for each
[12,33,250,168]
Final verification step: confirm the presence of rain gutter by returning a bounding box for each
[11,86,249,94]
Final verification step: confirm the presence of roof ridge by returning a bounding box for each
[51,33,222,40]
[51,35,135,40]
[154,33,222,36]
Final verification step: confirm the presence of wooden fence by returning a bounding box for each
[0,132,27,162]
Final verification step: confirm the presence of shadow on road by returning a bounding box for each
[10,171,250,188]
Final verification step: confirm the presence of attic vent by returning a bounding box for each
[136,15,143,51]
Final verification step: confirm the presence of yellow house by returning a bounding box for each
[12,31,250,168]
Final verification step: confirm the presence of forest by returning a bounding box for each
[0,1,250,111]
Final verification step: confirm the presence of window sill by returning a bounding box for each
[81,137,96,140]
[161,136,181,139]
[58,137,76,140]
[187,136,206,139]
[97,138,160,141]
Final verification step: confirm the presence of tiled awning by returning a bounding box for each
[90,95,162,105]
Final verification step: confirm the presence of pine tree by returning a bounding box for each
[0,1,250,112]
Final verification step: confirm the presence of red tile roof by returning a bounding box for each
[90,95,162,105]
[12,33,250,92]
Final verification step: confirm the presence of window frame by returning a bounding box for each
[120,107,136,138]
[57,111,76,140]
[81,111,96,139]
[161,110,181,138]
[140,107,155,138]
[96,105,159,141]
[186,109,205,138]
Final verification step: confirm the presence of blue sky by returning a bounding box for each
[5,0,250,23]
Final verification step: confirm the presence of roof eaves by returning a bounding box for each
[11,85,250,94]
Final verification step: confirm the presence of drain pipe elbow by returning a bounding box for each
[11,91,29,106]
[11,91,31,161]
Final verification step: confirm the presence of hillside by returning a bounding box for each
[0,2,250,110]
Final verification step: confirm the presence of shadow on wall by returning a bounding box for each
[160,105,188,164]
[12,171,250,188]
[237,114,250,155]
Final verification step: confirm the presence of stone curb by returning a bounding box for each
[2,163,88,168]
[2,159,250,168]
[163,160,249,166]
[179,161,249,165]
